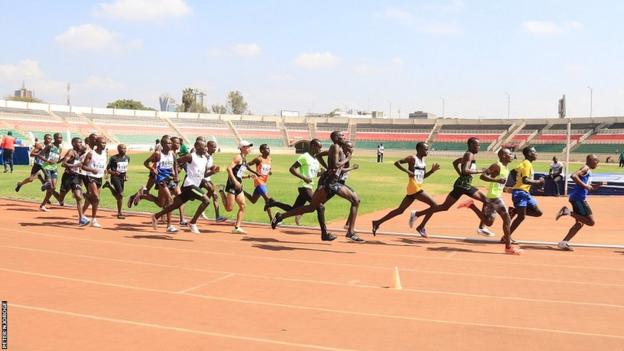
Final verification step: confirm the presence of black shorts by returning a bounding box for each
[110,175,125,195]
[30,163,43,175]
[225,179,243,196]
[156,179,177,191]
[570,199,592,216]
[179,185,206,203]
[61,172,83,192]
[449,185,478,199]
[86,176,103,189]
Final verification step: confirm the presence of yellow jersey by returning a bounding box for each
[513,159,533,192]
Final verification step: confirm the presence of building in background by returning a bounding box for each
[409,111,436,119]
[14,82,33,99]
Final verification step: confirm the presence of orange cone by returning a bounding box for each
[391,266,402,290]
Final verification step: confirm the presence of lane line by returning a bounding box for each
[10,303,357,351]
[5,244,624,290]
[5,274,624,341]
[2,265,624,323]
[177,273,235,293]
[4,227,624,273]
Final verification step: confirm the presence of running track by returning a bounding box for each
[1,197,623,350]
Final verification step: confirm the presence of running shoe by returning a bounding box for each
[294,215,302,226]
[557,241,575,251]
[271,213,282,229]
[457,199,474,209]
[179,219,189,226]
[15,182,21,192]
[371,221,379,236]
[232,227,247,234]
[477,227,496,237]
[166,225,178,233]
[127,194,136,208]
[417,227,428,238]
[90,219,102,228]
[505,246,524,255]
[555,206,570,221]
[346,232,365,242]
[344,225,358,234]
[151,215,158,230]
[117,214,126,220]
[321,233,337,241]
[408,210,418,228]
[215,216,227,223]
[133,192,142,206]
[39,206,49,212]
[189,224,200,234]
[79,216,90,226]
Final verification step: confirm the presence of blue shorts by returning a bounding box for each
[512,189,538,209]
[253,184,268,197]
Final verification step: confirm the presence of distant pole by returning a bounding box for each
[505,92,510,119]
[388,100,392,119]
[441,97,445,118]
[564,118,571,195]
[587,86,593,118]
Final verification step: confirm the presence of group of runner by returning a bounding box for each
[12,131,599,253]
[372,137,600,254]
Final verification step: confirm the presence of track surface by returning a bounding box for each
[1,196,623,350]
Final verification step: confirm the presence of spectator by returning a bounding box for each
[548,156,564,195]
[377,143,384,163]
[1,131,16,173]
[619,150,624,168]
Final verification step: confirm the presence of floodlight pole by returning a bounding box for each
[441,97,445,118]
[505,92,510,119]
[564,119,571,196]
[587,86,593,118]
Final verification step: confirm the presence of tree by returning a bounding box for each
[5,95,44,103]
[106,99,153,110]
[211,104,227,114]
[226,90,248,115]
[181,88,194,112]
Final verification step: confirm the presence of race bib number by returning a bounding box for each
[236,165,247,179]
[117,161,128,173]
[414,169,425,183]
[260,163,271,176]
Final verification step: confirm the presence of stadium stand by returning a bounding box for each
[1,99,624,155]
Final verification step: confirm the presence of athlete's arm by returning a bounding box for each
[480,163,503,183]
[424,163,440,178]
[144,152,159,174]
[246,156,261,177]
[452,157,462,176]
[289,160,311,183]
[461,152,481,176]
[571,166,593,191]
[332,145,351,169]
[227,155,242,188]
[394,156,415,177]
[315,150,329,170]
[29,143,42,157]
[60,150,75,168]
[81,152,97,173]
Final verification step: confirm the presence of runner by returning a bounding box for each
[555,154,600,251]
[81,136,107,228]
[408,137,488,238]
[219,140,253,234]
[102,144,129,219]
[39,133,63,211]
[200,140,227,223]
[136,135,179,233]
[271,131,362,242]
[127,136,162,209]
[152,140,212,234]
[459,148,522,254]
[244,144,291,221]
[322,140,360,233]
[59,137,89,226]
[15,134,50,192]
[170,136,188,226]
[372,142,440,236]
[508,146,545,238]
[277,138,324,226]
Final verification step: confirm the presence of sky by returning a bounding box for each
[1,0,624,119]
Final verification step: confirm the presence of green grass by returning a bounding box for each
[3,152,624,226]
